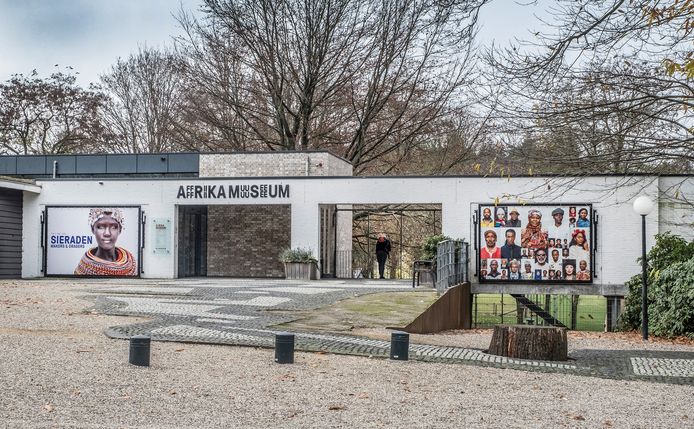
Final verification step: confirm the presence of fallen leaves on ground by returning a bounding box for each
[568,330,694,345]
[328,405,345,411]
[277,372,296,382]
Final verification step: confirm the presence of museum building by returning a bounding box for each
[0,151,692,297]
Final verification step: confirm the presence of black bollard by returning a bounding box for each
[129,335,151,367]
[274,332,295,364]
[390,331,409,361]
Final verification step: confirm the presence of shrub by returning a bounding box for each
[420,234,453,260]
[649,258,694,338]
[618,232,694,337]
[279,247,317,264]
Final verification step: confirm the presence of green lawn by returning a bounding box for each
[472,294,606,331]
[275,291,438,333]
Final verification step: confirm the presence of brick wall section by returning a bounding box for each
[323,154,353,176]
[199,152,352,177]
[206,205,290,277]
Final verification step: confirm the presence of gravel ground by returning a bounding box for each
[1,280,693,429]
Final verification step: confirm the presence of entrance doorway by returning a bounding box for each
[178,206,208,277]
[321,204,441,279]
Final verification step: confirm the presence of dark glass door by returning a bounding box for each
[178,206,207,277]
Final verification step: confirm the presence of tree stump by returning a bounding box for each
[488,324,568,361]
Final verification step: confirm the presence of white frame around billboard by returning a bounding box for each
[43,205,142,277]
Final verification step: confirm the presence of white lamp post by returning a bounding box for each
[632,196,654,341]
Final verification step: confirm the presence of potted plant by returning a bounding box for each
[280,247,319,280]
[421,234,452,261]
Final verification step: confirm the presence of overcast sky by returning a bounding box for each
[0,0,549,87]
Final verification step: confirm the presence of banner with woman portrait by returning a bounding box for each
[477,204,592,283]
[45,206,141,276]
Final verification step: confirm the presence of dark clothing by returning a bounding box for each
[506,219,521,227]
[376,239,391,254]
[376,251,388,278]
[500,243,521,260]
[376,238,391,279]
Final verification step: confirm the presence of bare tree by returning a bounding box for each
[0,72,105,155]
[485,0,693,175]
[99,47,186,153]
[174,10,266,151]
[176,0,488,172]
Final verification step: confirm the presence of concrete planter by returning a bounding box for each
[283,262,318,280]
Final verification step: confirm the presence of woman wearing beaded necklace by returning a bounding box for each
[74,208,137,276]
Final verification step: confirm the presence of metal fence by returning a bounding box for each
[435,240,469,294]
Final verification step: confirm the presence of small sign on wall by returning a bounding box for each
[152,218,171,254]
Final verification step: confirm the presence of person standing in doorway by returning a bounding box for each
[375,233,392,279]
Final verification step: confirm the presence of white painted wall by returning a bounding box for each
[22,175,689,286]
[658,176,694,241]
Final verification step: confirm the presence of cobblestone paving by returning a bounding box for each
[630,357,694,377]
[98,287,195,295]
[82,278,694,385]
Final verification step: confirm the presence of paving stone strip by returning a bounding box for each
[630,357,694,377]
[86,278,694,386]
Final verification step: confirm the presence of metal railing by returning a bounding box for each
[435,240,469,294]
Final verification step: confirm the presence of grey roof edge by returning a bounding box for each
[0,150,352,165]
[31,173,693,182]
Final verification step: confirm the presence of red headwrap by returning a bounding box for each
[572,229,586,238]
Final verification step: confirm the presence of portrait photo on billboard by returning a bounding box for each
[45,206,140,277]
[477,204,592,283]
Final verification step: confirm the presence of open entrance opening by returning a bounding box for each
[320,204,441,279]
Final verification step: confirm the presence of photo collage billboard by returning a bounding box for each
[45,206,141,277]
[478,204,592,283]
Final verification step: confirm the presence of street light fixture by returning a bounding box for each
[633,196,654,341]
